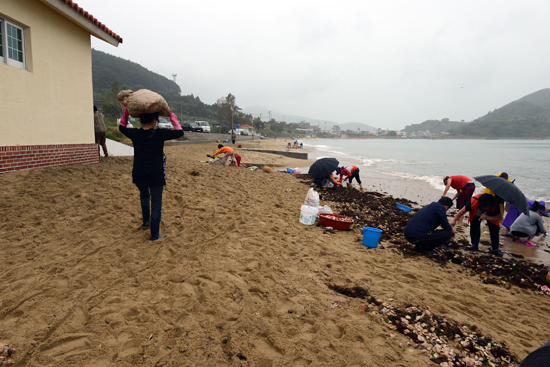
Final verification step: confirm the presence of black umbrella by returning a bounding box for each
[473,175,529,215]
[308,157,339,179]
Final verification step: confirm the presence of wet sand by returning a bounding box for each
[0,139,549,366]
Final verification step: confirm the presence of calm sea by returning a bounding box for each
[303,139,550,202]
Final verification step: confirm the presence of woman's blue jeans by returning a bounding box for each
[135,184,164,223]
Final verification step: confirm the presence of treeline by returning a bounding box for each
[448,117,550,138]
[403,118,465,133]
[448,89,550,138]
[92,49,323,138]
[92,49,216,121]
[92,49,181,96]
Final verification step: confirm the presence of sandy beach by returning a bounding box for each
[0,138,549,366]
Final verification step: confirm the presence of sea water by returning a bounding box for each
[304,139,550,202]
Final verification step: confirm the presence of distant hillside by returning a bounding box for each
[403,119,465,133]
[339,122,376,132]
[92,49,181,97]
[242,106,374,131]
[449,88,550,138]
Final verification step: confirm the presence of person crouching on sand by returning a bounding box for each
[119,107,183,241]
[404,197,455,256]
[510,201,549,246]
[336,166,363,190]
[450,193,505,256]
[212,144,236,166]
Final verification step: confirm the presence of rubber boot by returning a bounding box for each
[150,222,165,241]
[141,208,150,228]
[466,245,479,251]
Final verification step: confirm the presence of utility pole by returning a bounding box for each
[325,121,327,132]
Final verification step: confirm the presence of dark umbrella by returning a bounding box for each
[308,157,339,179]
[473,175,529,215]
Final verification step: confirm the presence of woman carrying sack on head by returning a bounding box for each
[119,106,183,241]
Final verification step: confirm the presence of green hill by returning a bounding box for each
[92,49,215,120]
[449,88,550,138]
[403,118,465,134]
[92,49,181,97]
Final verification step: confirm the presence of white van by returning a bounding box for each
[195,121,211,133]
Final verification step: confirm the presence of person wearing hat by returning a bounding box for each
[404,197,455,256]
[336,166,363,191]
[450,193,505,256]
[442,175,475,209]
[481,172,510,196]
[510,201,549,246]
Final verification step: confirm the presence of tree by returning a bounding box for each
[387,130,397,136]
[101,81,124,118]
[215,93,239,130]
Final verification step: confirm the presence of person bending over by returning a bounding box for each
[119,107,183,241]
[450,193,504,256]
[404,197,455,256]
[212,144,236,166]
[510,201,548,246]
[337,166,363,191]
[442,175,475,209]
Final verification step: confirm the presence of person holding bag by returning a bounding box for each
[119,106,183,241]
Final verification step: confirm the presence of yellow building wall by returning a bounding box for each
[0,0,94,146]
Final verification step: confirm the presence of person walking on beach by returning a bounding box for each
[232,132,237,144]
[450,193,505,256]
[336,166,363,191]
[119,106,183,241]
[94,105,108,157]
[510,201,548,246]
[212,144,236,166]
[404,197,455,256]
[442,175,475,209]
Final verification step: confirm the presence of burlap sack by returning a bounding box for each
[117,89,170,117]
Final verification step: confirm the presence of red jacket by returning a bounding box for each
[338,166,357,184]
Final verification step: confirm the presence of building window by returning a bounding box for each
[0,17,26,70]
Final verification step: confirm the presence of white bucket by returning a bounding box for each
[300,205,318,225]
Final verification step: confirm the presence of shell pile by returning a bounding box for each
[327,284,518,366]
[295,175,549,293]
[0,343,16,366]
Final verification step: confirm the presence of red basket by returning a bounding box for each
[318,213,354,230]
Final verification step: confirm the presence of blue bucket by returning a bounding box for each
[286,168,294,173]
[362,227,382,248]
[396,203,413,213]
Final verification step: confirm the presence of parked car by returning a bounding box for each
[181,122,203,132]
[240,131,251,136]
[195,121,211,133]
[157,117,173,130]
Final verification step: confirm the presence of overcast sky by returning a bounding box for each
[87,0,550,130]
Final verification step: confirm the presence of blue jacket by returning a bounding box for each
[404,202,452,238]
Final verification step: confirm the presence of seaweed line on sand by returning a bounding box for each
[294,174,550,294]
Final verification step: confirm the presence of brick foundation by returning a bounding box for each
[0,143,99,175]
